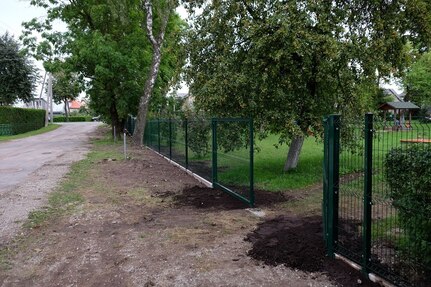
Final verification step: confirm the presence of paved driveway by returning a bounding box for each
[0,122,101,242]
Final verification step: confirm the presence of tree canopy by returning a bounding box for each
[186,0,431,170]
[0,33,37,106]
[404,51,431,106]
[23,0,185,136]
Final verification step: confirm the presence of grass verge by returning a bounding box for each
[0,124,60,142]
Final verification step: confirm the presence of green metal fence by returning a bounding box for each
[0,123,45,136]
[323,114,431,287]
[143,117,254,207]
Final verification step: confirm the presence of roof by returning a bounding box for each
[379,101,420,110]
[383,89,404,102]
[69,100,81,109]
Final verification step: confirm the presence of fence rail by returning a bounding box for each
[136,117,254,207]
[323,114,431,287]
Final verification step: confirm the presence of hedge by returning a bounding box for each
[385,145,431,267]
[0,106,45,135]
[53,116,92,122]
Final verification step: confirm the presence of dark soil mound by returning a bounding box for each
[245,215,381,287]
[173,186,288,210]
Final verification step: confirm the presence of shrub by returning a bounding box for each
[385,145,431,267]
[0,106,45,135]
[53,116,91,122]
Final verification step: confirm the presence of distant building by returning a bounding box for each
[23,98,48,110]
[383,89,405,102]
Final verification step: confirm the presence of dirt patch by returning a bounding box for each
[245,215,380,286]
[0,137,382,287]
[173,186,289,210]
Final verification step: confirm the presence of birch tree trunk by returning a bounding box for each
[284,136,305,171]
[133,0,171,145]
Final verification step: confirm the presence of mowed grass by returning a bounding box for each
[0,124,60,142]
[216,134,324,191]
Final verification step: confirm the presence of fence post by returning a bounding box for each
[157,119,161,153]
[211,118,217,185]
[362,113,373,274]
[169,118,172,159]
[185,119,189,169]
[326,114,340,259]
[323,117,329,250]
[249,118,255,207]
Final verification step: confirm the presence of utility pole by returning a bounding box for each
[48,73,53,124]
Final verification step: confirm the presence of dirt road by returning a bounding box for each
[0,122,101,242]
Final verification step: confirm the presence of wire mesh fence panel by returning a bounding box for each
[158,120,171,159]
[213,118,254,206]
[369,117,430,286]
[324,114,431,287]
[142,117,254,206]
[0,123,44,136]
[170,119,187,168]
[336,116,366,265]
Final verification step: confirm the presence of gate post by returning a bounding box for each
[362,113,373,274]
[326,114,340,258]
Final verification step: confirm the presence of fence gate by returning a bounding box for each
[323,114,431,287]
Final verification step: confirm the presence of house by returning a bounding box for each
[23,98,48,110]
[383,88,404,102]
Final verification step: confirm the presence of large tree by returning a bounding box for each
[0,33,37,106]
[186,0,431,171]
[23,0,185,138]
[404,51,431,106]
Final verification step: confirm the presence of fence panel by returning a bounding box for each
[212,118,254,206]
[143,117,254,207]
[324,114,431,287]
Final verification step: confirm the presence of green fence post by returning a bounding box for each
[169,118,172,159]
[157,119,161,153]
[211,118,217,185]
[362,113,373,274]
[185,119,189,169]
[249,118,255,207]
[327,114,340,259]
[323,117,329,250]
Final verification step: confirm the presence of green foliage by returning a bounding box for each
[0,107,45,135]
[385,145,431,267]
[0,33,37,106]
[404,52,431,106]
[22,0,186,133]
[53,116,91,122]
[188,116,211,158]
[186,1,431,146]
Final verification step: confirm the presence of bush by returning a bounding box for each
[385,145,431,267]
[0,106,45,135]
[53,116,91,122]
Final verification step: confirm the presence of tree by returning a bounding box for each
[0,33,37,106]
[22,0,185,138]
[52,69,82,121]
[186,1,431,171]
[132,0,182,145]
[404,51,431,106]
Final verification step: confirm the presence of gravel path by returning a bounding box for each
[0,122,101,243]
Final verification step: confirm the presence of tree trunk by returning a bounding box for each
[132,0,171,146]
[284,136,305,171]
[110,101,122,140]
[64,99,69,122]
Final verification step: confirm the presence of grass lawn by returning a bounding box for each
[0,124,60,142]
